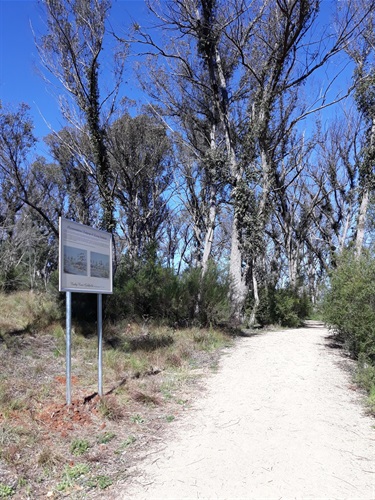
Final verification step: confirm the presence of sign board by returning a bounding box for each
[59,218,113,294]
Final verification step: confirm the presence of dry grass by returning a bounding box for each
[0,292,233,498]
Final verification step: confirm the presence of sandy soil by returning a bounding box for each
[120,322,375,500]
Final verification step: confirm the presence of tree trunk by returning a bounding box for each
[355,118,375,257]
[229,215,248,323]
[201,190,217,277]
[355,187,369,257]
[248,260,259,327]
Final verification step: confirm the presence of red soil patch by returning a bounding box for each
[54,375,79,385]
[37,395,101,435]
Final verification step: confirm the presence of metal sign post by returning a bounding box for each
[59,218,113,406]
[66,291,72,405]
[97,293,103,397]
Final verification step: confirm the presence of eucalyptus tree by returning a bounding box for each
[0,103,60,236]
[107,111,174,261]
[128,0,250,320]
[263,110,364,303]
[36,0,126,232]
[229,0,373,321]
[129,0,236,278]
[342,0,375,256]
[45,128,99,226]
[305,115,361,264]
[131,0,370,323]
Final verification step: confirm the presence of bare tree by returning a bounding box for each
[36,0,126,232]
[0,103,65,289]
[0,103,60,235]
[125,0,252,320]
[343,0,375,256]
[128,0,371,323]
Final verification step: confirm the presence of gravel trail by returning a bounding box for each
[122,322,375,500]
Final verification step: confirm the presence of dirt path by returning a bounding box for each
[121,322,375,500]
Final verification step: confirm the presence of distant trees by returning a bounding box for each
[0,103,61,290]
[108,112,174,261]
[1,0,375,327]
[128,0,373,322]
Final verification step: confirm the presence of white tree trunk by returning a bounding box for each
[248,261,259,326]
[214,46,248,321]
[201,194,217,277]
[339,206,352,253]
[229,216,248,322]
[355,118,375,257]
[201,125,219,276]
[355,187,369,257]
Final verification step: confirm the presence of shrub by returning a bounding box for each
[322,250,375,361]
[252,286,311,327]
[197,262,231,326]
[107,249,181,322]
[107,253,230,327]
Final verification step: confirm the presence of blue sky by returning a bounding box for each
[0,0,149,140]
[0,0,354,143]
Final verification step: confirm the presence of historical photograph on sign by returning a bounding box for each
[63,246,88,276]
[90,251,110,279]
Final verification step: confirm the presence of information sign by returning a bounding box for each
[59,218,113,294]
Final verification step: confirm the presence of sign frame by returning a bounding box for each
[59,217,113,294]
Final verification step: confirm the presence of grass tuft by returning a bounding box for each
[98,395,124,421]
[0,483,14,498]
[70,438,90,456]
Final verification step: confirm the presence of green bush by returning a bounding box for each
[252,286,311,327]
[322,250,375,361]
[0,265,28,293]
[273,289,301,327]
[196,262,231,326]
[355,354,375,415]
[107,250,183,322]
[250,286,272,327]
[106,253,230,327]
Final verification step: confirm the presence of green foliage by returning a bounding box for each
[70,439,90,456]
[130,414,144,424]
[107,252,230,327]
[56,463,90,492]
[273,288,311,327]
[97,432,116,445]
[0,264,28,293]
[107,248,181,321]
[273,289,301,327]
[252,286,311,327]
[356,354,375,392]
[115,435,136,454]
[0,483,14,498]
[88,475,112,490]
[192,328,230,351]
[322,250,375,361]
[197,263,231,326]
[356,355,375,416]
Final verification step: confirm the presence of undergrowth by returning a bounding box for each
[0,291,233,498]
[355,354,375,416]
[322,250,375,416]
